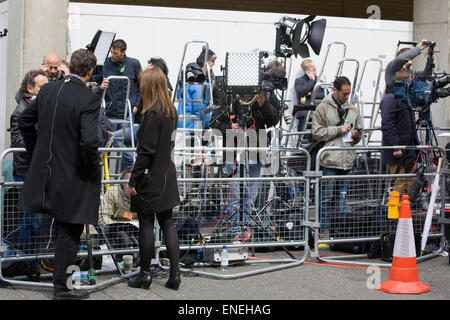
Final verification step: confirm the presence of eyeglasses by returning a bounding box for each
[48,66,59,70]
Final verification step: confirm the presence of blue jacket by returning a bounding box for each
[381,93,418,165]
[98,56,142,120]
[177,82,210,130]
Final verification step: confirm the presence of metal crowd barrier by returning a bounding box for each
[170,145,310,279]
[0,146,310,288]
[311,145,447,267]
[1,144,447,289]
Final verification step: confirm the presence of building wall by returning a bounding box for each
[3,0,68,152]
[68,0,413,21]
[0,1,7,153]
[413,0,449,145]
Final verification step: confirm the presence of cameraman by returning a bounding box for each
[177,48,217,131]
[381,70,419,194]
[385,39,430,90]
[210,62,281,236]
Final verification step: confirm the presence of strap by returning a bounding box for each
[335,107,350,127]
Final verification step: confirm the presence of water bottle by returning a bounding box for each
[195,249,202,262]
[72,271,89,282]
[220,246,229,272]
[339,187,347,213]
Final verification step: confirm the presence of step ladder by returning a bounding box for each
[101,75,136,180]
[355,58,384,146]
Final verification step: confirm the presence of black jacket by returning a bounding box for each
[294,74,324,118]
[381,92,419,165]
[18,77,101,225]
[129,102,180,215]
[10,95,33,177]
[210,92,280,164]
[97,56,142,120]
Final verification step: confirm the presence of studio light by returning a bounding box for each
[275,15,327,58]
[86,30,116,66]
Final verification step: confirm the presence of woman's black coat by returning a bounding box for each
[18,77,101,225]
[129,102,180,215]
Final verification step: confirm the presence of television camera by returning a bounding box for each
[393,41,450,111]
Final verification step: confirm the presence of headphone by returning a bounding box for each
[42,77,72,208]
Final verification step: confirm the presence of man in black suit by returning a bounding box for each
[18,49,101,300]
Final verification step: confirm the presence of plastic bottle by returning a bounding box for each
[72,271,89,282]
[220,245,229,272]
[339,187,347,213]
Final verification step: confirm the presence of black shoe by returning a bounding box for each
[53,289,89,300]
[165,272,181,291]
[128,271,152,290]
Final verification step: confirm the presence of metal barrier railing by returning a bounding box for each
[0,147,309,286]
[311,145,447,267]
[1,144,447,287]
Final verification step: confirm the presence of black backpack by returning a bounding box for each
[1,241,32,277]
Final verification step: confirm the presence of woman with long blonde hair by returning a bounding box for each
[128,68,181,290]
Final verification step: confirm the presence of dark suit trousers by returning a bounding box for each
[53,220,84,292]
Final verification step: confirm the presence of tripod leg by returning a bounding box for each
[97,224,125,276]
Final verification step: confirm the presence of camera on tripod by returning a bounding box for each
[393,40,450,110]
[261,67,288,93]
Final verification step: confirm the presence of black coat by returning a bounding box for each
[18,77,101,225]
[381,93,418,165]
[294,74,324,118]
[10,95,33,178]
[129,102,180,215]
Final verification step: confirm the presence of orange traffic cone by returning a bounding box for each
[378,195,430,294]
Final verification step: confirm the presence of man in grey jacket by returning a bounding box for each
[312,77,362,239]
[384,39,429,89]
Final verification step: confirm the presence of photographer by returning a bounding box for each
[210,61,281,236]
[381,70,419,194]
[385,39,431,90]
[177,48,217,131]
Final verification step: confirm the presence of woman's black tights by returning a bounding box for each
[138,209,180,273]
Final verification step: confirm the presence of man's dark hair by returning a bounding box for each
[20,70,48,96]
[112,39,127,52]
[70,49,97,77]
[148,57,169,77]
[333,76,352,91]
[196,54,206,68]
[196,52,216,68]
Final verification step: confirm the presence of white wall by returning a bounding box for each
[68,3,413,86]
[67,3,413,136]
[0,1,8,153]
